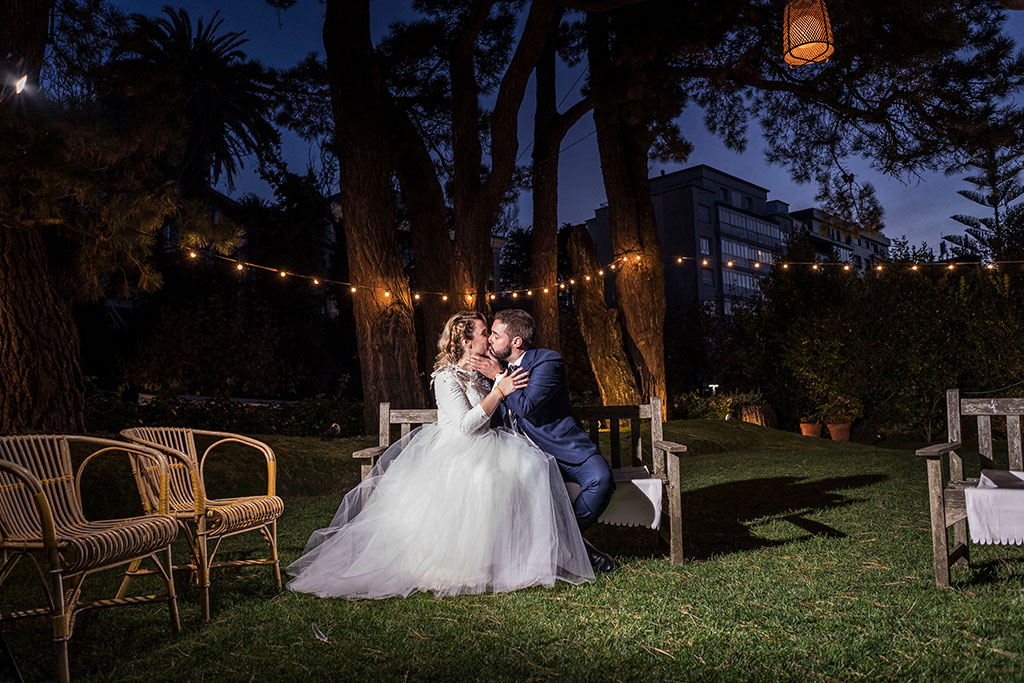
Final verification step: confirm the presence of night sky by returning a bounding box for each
[121,0,1024,251]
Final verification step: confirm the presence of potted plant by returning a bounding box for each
[819,395,863,442]
[798,406,822,437]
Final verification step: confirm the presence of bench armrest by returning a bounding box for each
[915,441,961,458]
[354,445,387,461]
[654,440,688,454]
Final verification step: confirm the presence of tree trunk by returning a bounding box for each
[587,12,667,414]
[0,0,86,433]
[324,0,425,431]
[529,19,561,351]
[567,226,640,406]
[0,228,86,433]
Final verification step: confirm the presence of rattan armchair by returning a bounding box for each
[119,427,283,620]
[0,435,180,683]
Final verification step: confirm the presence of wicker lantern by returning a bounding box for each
[783,0,835,67]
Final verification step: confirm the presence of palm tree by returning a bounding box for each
[103,7,279,195]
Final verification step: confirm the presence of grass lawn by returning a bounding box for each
[4,421,1024,681]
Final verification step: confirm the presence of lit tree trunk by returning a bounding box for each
[0,0,87,433]
[324,0,424,430]
[587,12,667,412]
[567,226,640,405]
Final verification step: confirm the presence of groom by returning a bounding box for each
[468,309,616,572]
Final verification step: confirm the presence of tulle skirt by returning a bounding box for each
[287,425,594,599]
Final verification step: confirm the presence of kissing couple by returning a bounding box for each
[288,309,617,599]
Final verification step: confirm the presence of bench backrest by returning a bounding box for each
[377,396,665,471]
[947,388,1024,475]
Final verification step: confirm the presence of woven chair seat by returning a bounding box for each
[205,495,284,535]
[59,515,178,574]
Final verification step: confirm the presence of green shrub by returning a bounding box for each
[676,391,765,420]
[85,392,363,437]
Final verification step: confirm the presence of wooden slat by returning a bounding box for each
[961,398,1024,415]
[1009,415,1023,470]
[630,418,642,468]
[400,423,411,439]
[378,402,391,448]
[390,409,439,423]
[576,405,645,420]
[609,419,621,469]
[978,415,994,469]
[589,419,600,446]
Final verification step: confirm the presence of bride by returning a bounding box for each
[287,310,594,599]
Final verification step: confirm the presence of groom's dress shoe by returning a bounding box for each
[584,539,615,573]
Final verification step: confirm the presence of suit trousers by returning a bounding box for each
[558,453,615,532]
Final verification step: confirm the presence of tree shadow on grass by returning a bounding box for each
[589,474,887,562]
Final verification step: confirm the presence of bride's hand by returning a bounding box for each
[495,366,529,397]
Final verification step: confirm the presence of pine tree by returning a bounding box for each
[943,145,1024,262]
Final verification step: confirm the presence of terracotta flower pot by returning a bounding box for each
[827,423,851,442]
[799,422,822,437]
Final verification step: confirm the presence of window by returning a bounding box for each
[697,205,711,222]
[720,187,729,202]
[702,268,713,285]
[743,196,753,210]
[717,206,786,244]
[700,237,711,255]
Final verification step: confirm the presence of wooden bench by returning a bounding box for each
[354,397,687,565]
[917,388,1024,588]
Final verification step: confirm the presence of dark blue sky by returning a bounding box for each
[122,0,1024,250]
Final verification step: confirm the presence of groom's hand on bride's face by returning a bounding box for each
[467,354,501,379]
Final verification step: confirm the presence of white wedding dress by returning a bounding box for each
[287,364,594,599]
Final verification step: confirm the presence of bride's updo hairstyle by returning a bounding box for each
[433,310,486,374]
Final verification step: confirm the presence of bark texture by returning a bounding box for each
[325,0,425,431]
[567,226,640,406]
[0,227,87,434]
[587,12,667,413]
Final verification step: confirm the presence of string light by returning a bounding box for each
[179,246,1024,308]
[15,75,27,94]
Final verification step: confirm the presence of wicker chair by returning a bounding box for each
[119,427,283,620]
[0,435,180,683]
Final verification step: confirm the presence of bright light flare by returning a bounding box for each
[15,75,27,94]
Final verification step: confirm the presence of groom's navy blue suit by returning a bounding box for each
[499,348,614,531]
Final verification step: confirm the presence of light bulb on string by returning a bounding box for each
[543,288,549,294]
[527,290,533,296]
[702,259,709,266]
[313,279,320,285]
[384,291,391,298]
[15,75,28,94]
[189,251,197,259]
[875,265,883,272]
[609,264,615,270]
[569,279,576,285]
[987,263,996,270]
[585,276,591,281]
[414,293,421,300]
[489,294,496,300]
[911,265,918,271]
[598,270,604,276]
[677,257,683,264]
[947,264,955,270]
[782,263,789,269]
[350,286,357,293]
[465,294,473,302]
[843,264,850,271]
[559,283,566,290]
[812,264,819,270]
[236,263,244,271]
[279,271,287,278]
[442,295,448,301]
[727,261,734,268]
[512,292,519,298]
[634,255,641,261]
[754,262,761,269]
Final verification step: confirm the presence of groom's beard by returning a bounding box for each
[489,344,511,361]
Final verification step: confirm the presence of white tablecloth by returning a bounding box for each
[565,466,662,530]
[965,469,1024,545]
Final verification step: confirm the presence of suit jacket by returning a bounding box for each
[499,348,600,466]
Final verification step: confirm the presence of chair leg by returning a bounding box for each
[160,548,181,634]
[268,521,282,591]
[926,459,951,588]
[667,453,683,566]
[952,519,970,568]
[49,553,71,683]
[116,557,144,599]
[196,525,211,622]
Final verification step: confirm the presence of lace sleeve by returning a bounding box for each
[434,369,491,434]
